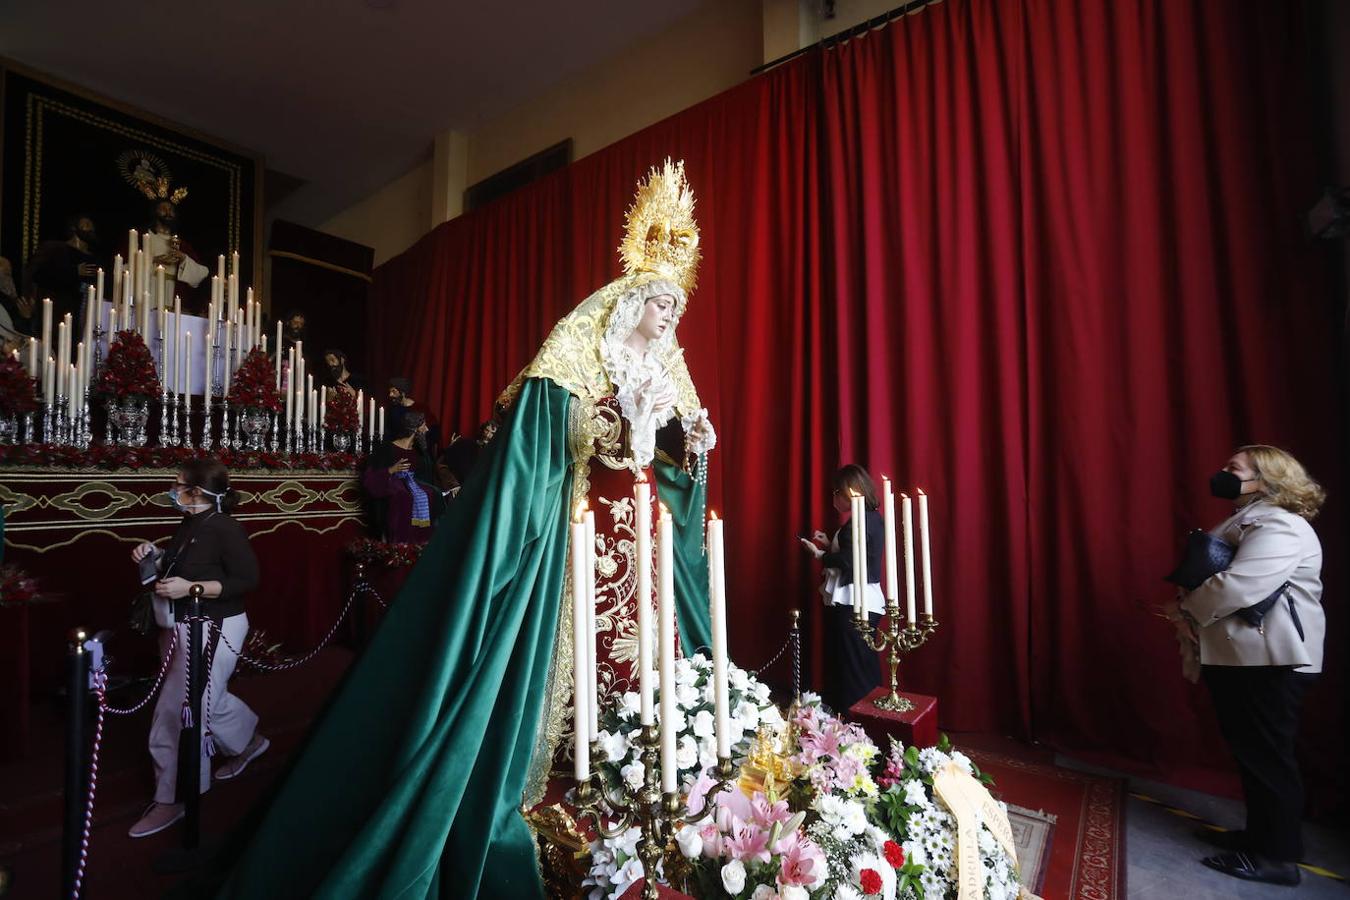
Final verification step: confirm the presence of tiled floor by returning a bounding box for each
[1059,758,1350,899]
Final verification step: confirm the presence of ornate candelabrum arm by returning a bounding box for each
[853,607,940,713]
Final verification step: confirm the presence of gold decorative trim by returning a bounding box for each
[2,513,359,554]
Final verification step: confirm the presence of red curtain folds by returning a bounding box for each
[368,0,1344,810]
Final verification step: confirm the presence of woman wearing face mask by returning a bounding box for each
[126,457,266,838]
[1169,446,1325,886]
[362,409,445,544]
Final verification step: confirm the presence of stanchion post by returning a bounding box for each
[352,559,368,648]
[789,608,801,705]
[62,627,90,899]
[180,585,205,849]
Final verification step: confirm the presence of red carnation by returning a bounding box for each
[325,387,358,432]
[884,840,905,868]
[860,868,883,895]
[93,330,162,400]
[227,348,283,414]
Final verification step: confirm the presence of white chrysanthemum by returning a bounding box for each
[916,746,946,774]
[901,839,927,867]
[977,826,998,855]
[835,886,862,900]
[950,750,974,775]
[902,779,929,806]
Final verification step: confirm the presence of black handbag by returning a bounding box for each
[129,591,156,636]
[1165,530,1301,637]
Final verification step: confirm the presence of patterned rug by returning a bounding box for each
[967,749,1127,900]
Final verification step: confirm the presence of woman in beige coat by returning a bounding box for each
[1172,445,1325,887]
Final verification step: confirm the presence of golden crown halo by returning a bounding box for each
[619,158,701,295]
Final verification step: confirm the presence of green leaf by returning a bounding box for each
[937,733,952,753]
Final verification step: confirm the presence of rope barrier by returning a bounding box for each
[63,578,386,896]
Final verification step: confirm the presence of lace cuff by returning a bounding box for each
[681,408,716,456]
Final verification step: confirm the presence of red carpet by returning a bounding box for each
[0,647,355,900]
[965,747,1127,900]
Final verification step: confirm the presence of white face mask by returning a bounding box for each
[169,485,226,513]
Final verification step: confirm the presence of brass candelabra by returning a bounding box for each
[572,726,739,900]
[853,609,939,712]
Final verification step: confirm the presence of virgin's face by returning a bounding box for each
[634,294,676,343]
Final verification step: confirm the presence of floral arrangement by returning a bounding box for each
[584,685,1021,900]
[326,387,358,433]
[346,537,424,569]
[0,443,359,472]
[93,330,161,401]
[591,655,783,805]
[227,348,282,414]
[0,565,44,607]
[0,357,39,417]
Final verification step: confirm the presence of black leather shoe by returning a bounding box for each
[1201,851,1301,886]
[1193,827,1248,851]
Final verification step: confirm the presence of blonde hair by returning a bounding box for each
[1239,445,1326,520]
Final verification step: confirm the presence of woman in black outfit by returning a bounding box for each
[800,464,885,712]
[126,458,267,838]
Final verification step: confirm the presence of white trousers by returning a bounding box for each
[148,612,258,803]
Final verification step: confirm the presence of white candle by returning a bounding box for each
[571,507,590,782]
[112,255,122,307]
[367,397,375,441]
[74,343,84,405]
[216,254,226,288]
[309,388,316,430]
[140,289,151,336]
[378,406,385,439]
[851,492,865,620]
[66,364,75,420]
[82,288,94,379]
[901,493,917,624]
[708,513,730,759]
[26,333,37,379]
[56,322,68,397]
[583,507,598,736]
[294,378,305,429]
[178,326,187,395]
[658,504,677,793]
[320,385,328,438]
[155,265,166,312]
[635,477,653,726]
[222,320,232,396]
[274,321,283,385]
[43,356,53,406]
[94,268,104,304]
[918,489,933,616]
[882,477,899,609]
[356,388,364,439]
[285,349,294,430]
[228,272,238,314]
[184,332,192,406]
[40,299,52,386]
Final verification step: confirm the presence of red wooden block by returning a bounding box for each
[848,688,939,749]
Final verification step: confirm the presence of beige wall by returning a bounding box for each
[465,0,762,186]
[319,157,433,266]
[319,0,897,266]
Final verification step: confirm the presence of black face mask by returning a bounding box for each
[1209,470,1255,500]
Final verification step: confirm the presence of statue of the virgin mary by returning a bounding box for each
[212,161,716,899]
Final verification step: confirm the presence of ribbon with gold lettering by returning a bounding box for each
[932,760,1038,900]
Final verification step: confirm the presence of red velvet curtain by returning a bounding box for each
[369,0,1344,809]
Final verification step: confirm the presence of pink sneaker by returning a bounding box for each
[128,802,184,838]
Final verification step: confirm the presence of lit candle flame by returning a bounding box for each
[574,500,586,523]
[881,474,891,483]
[917,487,926,496]
[848,489,860,498]
[900,492,910,499]
[636,470,648,483]
[709,510,719,521]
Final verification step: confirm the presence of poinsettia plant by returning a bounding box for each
[345,537,423,569]
[93,330,161,401]
[227,348,282,414]
[326,386,358,432]
[0,357,39,417]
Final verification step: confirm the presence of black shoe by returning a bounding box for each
[1201,851,1301,886]
[1193,826,1248,851]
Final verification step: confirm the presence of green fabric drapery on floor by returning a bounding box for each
[210,377,713,898]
